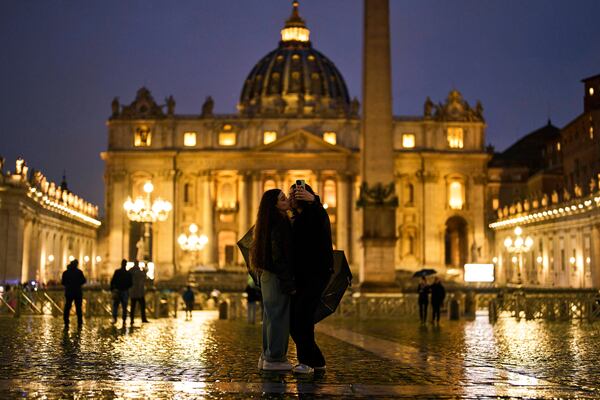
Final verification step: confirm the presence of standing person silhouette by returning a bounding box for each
[110,259,133,326]
[288,182,333,375]
[61,259,87,328]
[251,189,295,371]
[129,260,149,325]
[430,277,446,325]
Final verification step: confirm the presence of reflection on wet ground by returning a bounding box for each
[0,312,599,398]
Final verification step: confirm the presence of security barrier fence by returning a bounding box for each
[1,287,599,322]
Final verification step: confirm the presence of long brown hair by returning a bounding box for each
[250,189,286,271]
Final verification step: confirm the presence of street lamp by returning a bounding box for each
[503,226,534,284]
[178,223,208,269]
[123,181,172,262]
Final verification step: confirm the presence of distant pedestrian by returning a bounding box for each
[129,260,149,324]
[417,276,429,324]
[245,281,261,324]
[430,277,446,324]
[182,286,195,320]
[110,259,133,326]
[61,259,87,328]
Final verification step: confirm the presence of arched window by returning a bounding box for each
[218,183,236,209]
[323,179,336,208]
[448,181,464,210]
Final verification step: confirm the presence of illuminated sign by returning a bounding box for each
[464,263,494,282]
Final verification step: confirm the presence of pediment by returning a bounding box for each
[255,129,350,154]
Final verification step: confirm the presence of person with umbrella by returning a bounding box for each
[288,182,333,374]
[250,189,295,371]
[417,276,430,324]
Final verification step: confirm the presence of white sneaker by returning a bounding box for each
[292,364,314,374]
[257,354,264,370]
[262,360,292,371]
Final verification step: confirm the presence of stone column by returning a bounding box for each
[202,172,216,266]
[336,174,350,254]
[250,172,262,227]
[238,172,250,237]
[155,170,175,279]
[358,0,397,290]
[591,225,600,289]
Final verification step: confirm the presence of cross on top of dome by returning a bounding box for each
[281,1,310,43]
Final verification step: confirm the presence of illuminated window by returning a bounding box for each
[556,142,561,151]
[323,131,337,145]
[448,181,464,210]
[590,87,595,96]
[323,179,336,208]
[217,182,236,209]
[590,126,594,139]
[402,133,415,148]
[183,132,197,147]
[447,127,464,148]
[263,179,276,192]
[134,126,151,147]
[263,131,277,145]
[219,133,236,146]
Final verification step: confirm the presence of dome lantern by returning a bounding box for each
[280,1,310,43]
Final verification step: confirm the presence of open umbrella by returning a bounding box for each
[314,250,353,323]
[412,268,437,278]
[236,226,258,286]
[237,226,353,322]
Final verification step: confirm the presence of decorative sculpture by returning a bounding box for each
[201,96,214,117]
[111,97,120,117]
[166,95,176,116]
[424,96,434,118]
[356,182,398,208]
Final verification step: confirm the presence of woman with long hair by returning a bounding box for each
[251,188,295,371]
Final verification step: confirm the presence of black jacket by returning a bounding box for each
[110,268,133,291]
[430,282,446,305]
[291,200,334,288]
[266,218,295,294]
[61,266,86,296]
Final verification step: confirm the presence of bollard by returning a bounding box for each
[449,297,460,320]
[464,292,475,319]
[218,301,228,320]
[488,299,498,323]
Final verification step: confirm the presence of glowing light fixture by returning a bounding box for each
[323,132,337,145]
[263,131,277,145]
[47,255,55,262]
[178,223,209,252]
[124,181,172,223]
[281,1,310,43]
[448,181,464,210]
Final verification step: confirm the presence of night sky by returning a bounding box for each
[1,0,599,212]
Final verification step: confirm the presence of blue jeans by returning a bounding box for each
[112,290,129,321]
[260,271,290,362]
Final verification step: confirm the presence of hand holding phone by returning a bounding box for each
[295,179,305,191]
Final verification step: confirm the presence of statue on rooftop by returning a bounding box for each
[201,96,214,117]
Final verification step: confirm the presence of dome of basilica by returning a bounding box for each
[238,1,356,118]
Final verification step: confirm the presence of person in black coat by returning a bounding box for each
[288,182,333,374]
[110,259,133,325]
[61,259,87,327]
[430,277,446,324]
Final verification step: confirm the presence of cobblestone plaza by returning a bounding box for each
[1,312,599,399]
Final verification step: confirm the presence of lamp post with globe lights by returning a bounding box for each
[503,226,534,285]
[123,181,172,264]
[178,223,209,270]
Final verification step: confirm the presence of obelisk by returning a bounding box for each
[358,0,398,290]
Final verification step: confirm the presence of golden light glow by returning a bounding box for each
[218,132,236,146]
[464,264,494,282]
[402,133,415,148]
[143,182,154,194]
[536,256,543,264]
[590,87,595,96]
[47,255,55,262]
[447,127,464,149]
[263,131,277,144]
[184,132,197,147]
[569,256,576,265]
[323,179,337,208]
[323,131,337,145]
[134,126,151,147]
[448,181,464,210]
[281,26,310,42]
[590,126,594,139]
[557,142,561,151]
[95,256,102,263]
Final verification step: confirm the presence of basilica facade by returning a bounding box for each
[100,3,488,282]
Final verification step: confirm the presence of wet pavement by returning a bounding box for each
[0,312,599,399]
